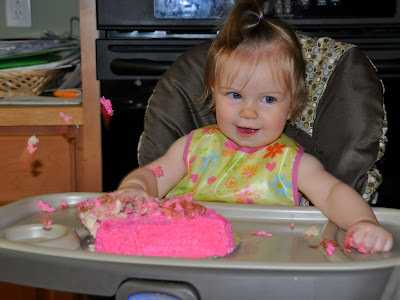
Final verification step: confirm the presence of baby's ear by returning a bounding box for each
[287,107,293,120]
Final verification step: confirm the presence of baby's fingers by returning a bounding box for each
[368,228,393,253]
[354,234,377,253]
[353,230,393,253]
[110,188,150,201]
[347,222,394,253]
[364,237,393,253]
[377,235,394,253]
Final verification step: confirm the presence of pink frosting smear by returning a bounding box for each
[27,135,39,154]
[320,239,339,256]
[325,243,336,256]
[343,233,375,254]
[146,165,164,177]
[27,142,38,154]
[100,96,114,116]
[59,112,72,124]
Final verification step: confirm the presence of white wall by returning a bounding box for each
[0,0,80,39]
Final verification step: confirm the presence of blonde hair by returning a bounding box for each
[203,0,307,118]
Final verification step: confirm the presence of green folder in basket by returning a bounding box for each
[0,53,62,70]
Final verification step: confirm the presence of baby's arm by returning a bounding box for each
[113,135,189,200]
[298,153,393,252]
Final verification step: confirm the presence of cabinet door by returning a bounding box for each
[0,127,77,205]
[0,282,89,300]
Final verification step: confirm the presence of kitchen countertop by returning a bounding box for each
[0,105,83,126]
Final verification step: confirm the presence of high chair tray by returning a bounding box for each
[0,193,399,300]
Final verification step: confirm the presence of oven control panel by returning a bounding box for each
[96,0,400,30]
[278,0,396,19]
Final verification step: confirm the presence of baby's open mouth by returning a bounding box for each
[237,126,259,135]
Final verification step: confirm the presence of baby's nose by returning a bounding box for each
[239,102,258,119]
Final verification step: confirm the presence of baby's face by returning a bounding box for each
[213,60,292,148]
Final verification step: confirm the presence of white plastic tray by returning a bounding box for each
[0,193,399,299]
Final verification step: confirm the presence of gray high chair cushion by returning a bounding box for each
[138,37,386,203]
[311,46,385,200]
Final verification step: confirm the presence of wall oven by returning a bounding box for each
[96,0,400,208]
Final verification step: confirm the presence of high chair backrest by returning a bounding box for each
[138,35,386,203]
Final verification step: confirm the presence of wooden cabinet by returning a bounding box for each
[0,282,88,300]
[0,0,102,203]
[0,125,81,205]
[0,1,101,298]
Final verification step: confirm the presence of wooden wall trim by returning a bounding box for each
[79,0,102,192]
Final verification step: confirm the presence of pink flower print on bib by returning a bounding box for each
[234,185,260,204]
[222,141,236,157]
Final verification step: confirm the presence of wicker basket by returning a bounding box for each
[0,69,64,98]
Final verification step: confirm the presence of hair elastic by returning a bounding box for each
[258,14,264,19]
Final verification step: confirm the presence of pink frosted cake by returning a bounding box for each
[77,194,235,258]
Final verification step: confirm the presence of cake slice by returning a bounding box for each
[77,194,236,258]
[75,194,132,237]
[95,206,235,258]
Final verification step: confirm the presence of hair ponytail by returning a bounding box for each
[202,0,307,116]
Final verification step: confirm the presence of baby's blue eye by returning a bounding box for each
[261,96,275,104]
[228,92,242,99]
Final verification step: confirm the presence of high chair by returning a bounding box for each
[138,35,387,204]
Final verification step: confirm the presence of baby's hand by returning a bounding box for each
[110,183,152,202]
[345,221,393,253]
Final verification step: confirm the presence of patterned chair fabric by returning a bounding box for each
[138,35,387,203]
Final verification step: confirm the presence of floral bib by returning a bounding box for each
[167,125,304,205]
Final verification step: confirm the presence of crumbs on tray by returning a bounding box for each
[251,231,274,237]
[36,200,56,213]
[60,202,69,209]
[42,219,53,230]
